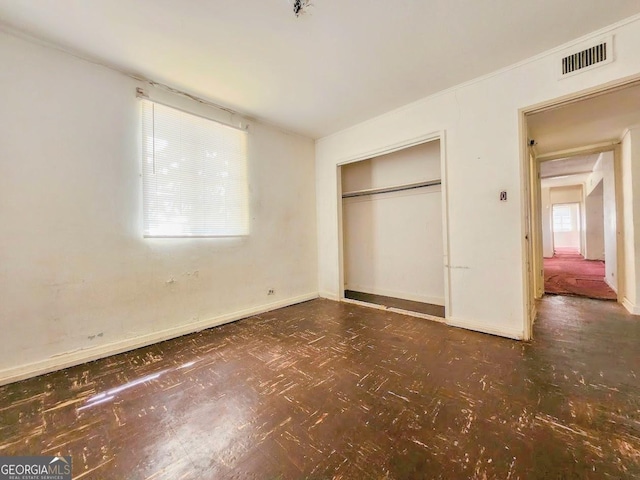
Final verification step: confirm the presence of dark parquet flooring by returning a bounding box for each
[1,296,639,479]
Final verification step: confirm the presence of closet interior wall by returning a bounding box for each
[341,140,445,308]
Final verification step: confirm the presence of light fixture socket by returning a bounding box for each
[292,0,312,17]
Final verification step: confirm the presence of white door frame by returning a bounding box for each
[520,75,640,339]
[335,130,452,319]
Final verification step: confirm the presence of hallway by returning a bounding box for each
[544,248,617,300]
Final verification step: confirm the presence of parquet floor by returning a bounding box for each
[1,296,639,479]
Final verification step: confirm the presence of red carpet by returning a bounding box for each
[544,248,616,300]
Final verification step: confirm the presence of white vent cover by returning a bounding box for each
[559,36,613,79]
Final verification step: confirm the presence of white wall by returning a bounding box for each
[0,31,318,383]
[341,141,441,191]
[621,130,635,305]
[584,181,605,260]
[600,152,618,291]
[316,16,640,338]
[541,187,553,258]
[341,141,444,305]
[586,156,604,195]
[620,128,640,311]
[584,156,605,262]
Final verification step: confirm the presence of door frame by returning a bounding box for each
[335,130,452,319]
[520,75,640,339]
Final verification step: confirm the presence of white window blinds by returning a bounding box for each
[141,99,249,237]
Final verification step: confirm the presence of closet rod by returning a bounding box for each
[342,179,441,199]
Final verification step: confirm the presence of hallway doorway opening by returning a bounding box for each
[552,202,581,254]
[537,155,617,301]
[522,79,640,335]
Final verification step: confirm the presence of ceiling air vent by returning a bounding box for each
[559,36,613,78]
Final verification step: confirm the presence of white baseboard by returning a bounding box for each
[446,317,524,340]
[344,285,445,306]
[0,292,319,387]
[338,295,522,341]
[318,290,340,301]
[622,297,640,315]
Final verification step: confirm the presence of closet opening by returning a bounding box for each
[339,139,446,320]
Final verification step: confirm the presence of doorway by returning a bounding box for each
[522,79,640,335]
[537,155,617,300]
[552,203,581,254]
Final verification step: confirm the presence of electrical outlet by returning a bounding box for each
[267,289,275,295]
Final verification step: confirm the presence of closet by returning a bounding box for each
[340,140,445,317]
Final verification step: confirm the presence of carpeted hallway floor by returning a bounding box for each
[544,247,617,300]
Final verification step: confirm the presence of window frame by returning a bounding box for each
[552,203,577,233]
[140,97,250,238]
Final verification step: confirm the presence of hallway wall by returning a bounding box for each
[584,181,605,260]
[602,153,618,292]
[621,128,640,312]
[585,152,617,290]
[541,187,553,258]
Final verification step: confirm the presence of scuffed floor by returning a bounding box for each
[1,296,639,479]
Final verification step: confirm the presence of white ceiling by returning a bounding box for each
[540,154,600,179]
[528,83,640,155]
[2,1,640,138]
[540,172,591,189]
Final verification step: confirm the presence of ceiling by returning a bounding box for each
[2,1,640,138]
[540,154,600,179]
[528,83,640,155]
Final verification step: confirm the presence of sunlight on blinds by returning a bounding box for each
[141,100,249,237]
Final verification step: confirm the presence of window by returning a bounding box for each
[141,99,249,237]
[552,204,574,232]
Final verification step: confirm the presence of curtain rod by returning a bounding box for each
[136,88,249,132]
